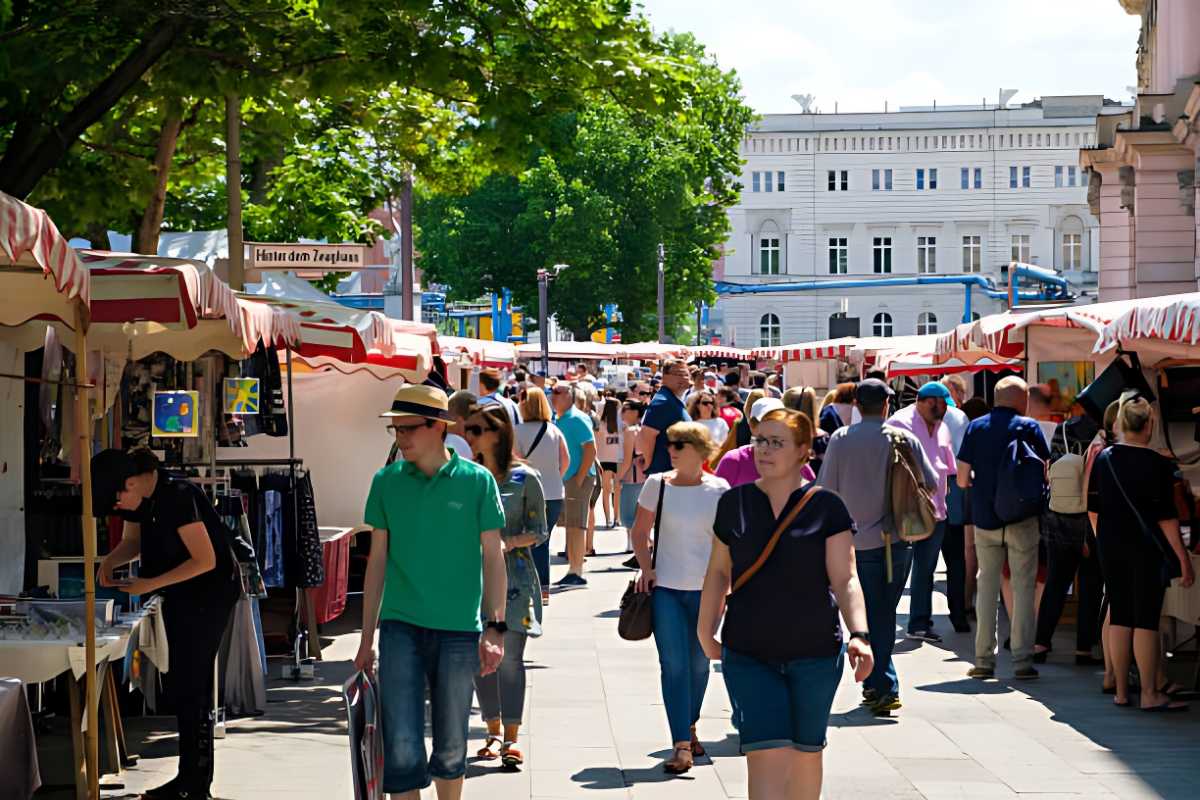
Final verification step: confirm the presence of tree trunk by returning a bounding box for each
[83,223,111,252]
[0,17,184,198]
[133,112,183,255]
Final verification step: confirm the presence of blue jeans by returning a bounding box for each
[856,543,914,697]
[651,587,710,744]
[619,483,642,530]
[532,499,563,587]
[907,520,947,634]
[378,621,479,793]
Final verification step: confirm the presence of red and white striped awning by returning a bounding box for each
[758,337,857,363]
[516,340,626,362]
[622,341,690,361]
[438,336,516,368]
[0,191,88,327]
[1093,292,1200,353]
[80,251,241,331]
[688,345,756,361]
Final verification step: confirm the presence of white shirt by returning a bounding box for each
[638,472,729,591]
[446,433,474,461]
[696,417,730,446]
[515,421,567,501]
[595,423,623,464]
[479,392,521,427]
[942,405,970,454]
[1037,420,1058,449]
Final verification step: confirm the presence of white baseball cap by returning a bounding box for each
[749,397,785,422]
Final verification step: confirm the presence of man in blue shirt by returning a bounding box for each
[635,359,692,475]
[478,368,521,427]
[957,376,1050,681]
[551,382,597,587]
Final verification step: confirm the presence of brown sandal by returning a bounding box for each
[501,741,524,768]
[664,744,693,775]
[477,736,501,760]
[690,726,706,758]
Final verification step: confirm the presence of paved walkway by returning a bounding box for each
[102,524,1197,799]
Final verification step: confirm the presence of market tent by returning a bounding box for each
[622,341,690,361]
[688,344,756,361]
[0,191,89,327]
[516,340,629,362]
[1093,292,1200,355]
[757,337,858,363]
[438,335,516,368]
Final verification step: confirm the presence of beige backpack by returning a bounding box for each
[1048,426,1087,514]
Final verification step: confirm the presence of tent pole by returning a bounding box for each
[74,307,100,798]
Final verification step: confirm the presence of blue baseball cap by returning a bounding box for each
[917,382,952,402]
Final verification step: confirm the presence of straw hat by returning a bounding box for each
[380,384,456,424]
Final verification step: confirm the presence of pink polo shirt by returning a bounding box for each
[715,444,817,488]
[886,405,957,521]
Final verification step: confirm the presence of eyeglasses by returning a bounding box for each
[387,419,435,436]
[464,424,496,437]
[751,436,789,451]
[667,440,692,451]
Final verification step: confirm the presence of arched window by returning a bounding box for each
[760,313,781,347]
[873,312,893,337]
[1059,214,1085,270]
[756,221,782,275]
[916,312,938,335]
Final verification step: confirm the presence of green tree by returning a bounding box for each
[415,33,754,342]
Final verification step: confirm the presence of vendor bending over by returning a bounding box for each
[93,447,239,800]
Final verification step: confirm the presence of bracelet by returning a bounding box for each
[848,631,870,643]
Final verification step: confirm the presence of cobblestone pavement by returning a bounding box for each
[100,524,1197,799]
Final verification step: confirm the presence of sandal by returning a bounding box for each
[501,741,524,768]
[477,736,502,761]
[690,726,706,758]
[664,744,693,775]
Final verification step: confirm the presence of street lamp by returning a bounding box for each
[537,263,569,377]
[657,242,665,343]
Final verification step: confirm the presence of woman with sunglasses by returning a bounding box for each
[462,404,549,767]
[687,390,729,459]
[631,422,729,775]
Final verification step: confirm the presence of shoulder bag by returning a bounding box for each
[1103,451,1183,585]
[731,485,820,594]
[523,422,548,459]
[617,476,667,641]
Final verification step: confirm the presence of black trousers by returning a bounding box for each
[1036,530,1103,651]
[940,522,968,624]
[164,592,236,793]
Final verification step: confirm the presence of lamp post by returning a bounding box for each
[537,263,569,377]
[657,242,665,343]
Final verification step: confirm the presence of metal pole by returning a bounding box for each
[399,171,414,321]
[696,301,702,346]
[657,243,665,343]
[538,271,549,377]
[225,93,244,290]
[74,307,100,799]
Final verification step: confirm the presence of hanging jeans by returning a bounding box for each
[261,490,284,588]
[473,630,529,726]
[163,591,236,795]
[651,587,710,745]
[856,542,914,698]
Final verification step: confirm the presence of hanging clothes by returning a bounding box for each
[240,344,288,438]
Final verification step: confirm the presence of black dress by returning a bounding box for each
[1087,445,1179,631]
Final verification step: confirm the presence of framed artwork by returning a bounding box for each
[223,377,261,414]
[152,390,200,437]
[1037,362,1095,413]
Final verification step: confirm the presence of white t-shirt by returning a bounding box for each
[942,405,969,454]
[638,472,730,591]
[595,423,623,464]
[446,433,474,461]
[515,421,567,501]
[1037,420,1058,449]
[696,417,730,447]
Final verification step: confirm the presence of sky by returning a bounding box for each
[636,0,1143,114]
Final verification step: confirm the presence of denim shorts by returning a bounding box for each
[722,644,845,753]
[378,621,480,793]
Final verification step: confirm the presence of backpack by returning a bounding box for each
[993,433,1049,524]
[882,428,937,543]
[1048,425,1087,515]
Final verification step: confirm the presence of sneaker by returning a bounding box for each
[860,688,879,707]
[968,666,995,680]
[553,573,587,588]
[906,629,943,644]
[950,618,971,634]
[1014,667,1040,681]
[869,694,902,716]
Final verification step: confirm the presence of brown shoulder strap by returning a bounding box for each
[730,485,820,594]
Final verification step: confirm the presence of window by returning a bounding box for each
[758,236,781,274]
[760,313,781,348]
[871,169,892,191]
[929,168,938,189]
[827,170,848,191]
[916,168,924,190]
[1068,166,1077,187]
[777,171,786,192]
[1022,166,1031,188]
[916,168,936,190]
[1011,234,1031,263]
[872,169,879,190]
[752,172,761,192]
[1062,233,1082,269]
[917,236,936,274]
[873,312,893,337]
[1055,166,1064,187]
[974,167,982,189]
[961,167,969,190]
[827,170,836,191]
[764,172,773,192]
[873,236,892,274]
[1009,166,1018,189]
[840,170,848,191]
[916,312,938,336]
[962,235,982,273]
[828,312,847,338]
[1081,170,1089,186]
[827,237,848,275]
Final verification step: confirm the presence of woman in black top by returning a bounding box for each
[698,409,872,800]
[94,448,240,800]
[1087,398,1194,711]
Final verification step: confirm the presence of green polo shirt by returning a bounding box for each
[364,451,506,632]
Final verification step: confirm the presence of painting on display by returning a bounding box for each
[1037,362,1095,413]
[152,390,200,437]
[223,377,261,414]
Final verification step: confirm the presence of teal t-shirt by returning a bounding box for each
[555,405,596,481]
[363,451,506,632]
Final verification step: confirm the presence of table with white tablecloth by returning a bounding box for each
[0,677,40,800]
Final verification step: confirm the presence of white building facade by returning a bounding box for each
[714,95,1131,348]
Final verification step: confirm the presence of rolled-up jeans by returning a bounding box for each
[474,630,529,726]
[378,620,479,794]
[532,499,563,588]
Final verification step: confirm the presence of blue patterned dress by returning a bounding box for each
[497,464,549,636]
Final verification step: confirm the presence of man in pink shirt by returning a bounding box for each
[715,397,816,486]
[886,382,958,643]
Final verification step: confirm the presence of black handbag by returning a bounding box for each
[1104,452,1182,586]
[617,477,666,641]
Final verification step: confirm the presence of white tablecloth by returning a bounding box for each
[0,677,40,800]
[0,634,128,685]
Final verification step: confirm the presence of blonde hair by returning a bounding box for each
[520,387,552,423]
[742,389,766,421]
[1116,396,1153,435]
[820,389,837,412]
[666,421,718,460]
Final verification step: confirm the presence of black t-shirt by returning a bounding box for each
[132,471,238,606]
[1087,445,1178,556]
[713,483,856,662]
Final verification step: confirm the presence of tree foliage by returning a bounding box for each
[415,33,754,342]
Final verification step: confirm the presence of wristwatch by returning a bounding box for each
[485,620,509,634]
[848,631,870,643]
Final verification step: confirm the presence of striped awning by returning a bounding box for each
[758,337,857,363]
[439,336,516,368]
[0,192,89,327]
[688,345,756,361]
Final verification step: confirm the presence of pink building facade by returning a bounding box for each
[1081,0,1200,301]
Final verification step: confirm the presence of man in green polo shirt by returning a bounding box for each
[355,384,507,800]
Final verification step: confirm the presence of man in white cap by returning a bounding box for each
[355,384,508,799]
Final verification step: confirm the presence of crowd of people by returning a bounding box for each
[349,358,1196,800]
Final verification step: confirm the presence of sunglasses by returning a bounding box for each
[386,419,435,435]
[699,400,715,406]
[667,440,692,451]
[464,424,497,437]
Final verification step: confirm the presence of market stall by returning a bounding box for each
[756,336,859,394]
